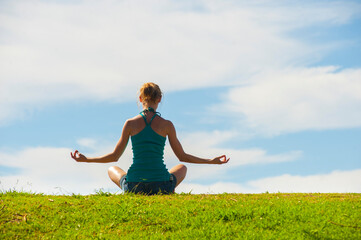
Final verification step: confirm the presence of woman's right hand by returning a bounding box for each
[70,150,88,162]
[210,155,230,164]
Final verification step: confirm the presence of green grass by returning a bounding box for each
[1,191,360,239]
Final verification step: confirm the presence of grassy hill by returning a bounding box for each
[1,191,360,239]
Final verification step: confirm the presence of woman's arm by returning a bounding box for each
[167,121,229,164]
[70,120,131,163]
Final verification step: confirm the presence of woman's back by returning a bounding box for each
[128,111,169,138]
[127,109,171,182]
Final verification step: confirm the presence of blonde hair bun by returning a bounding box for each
[139,82,163,104]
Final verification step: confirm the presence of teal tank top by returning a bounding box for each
[127,108,170,182]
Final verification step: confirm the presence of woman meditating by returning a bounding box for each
[71,82,229,195]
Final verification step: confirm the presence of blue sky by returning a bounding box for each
[0,0,360,194]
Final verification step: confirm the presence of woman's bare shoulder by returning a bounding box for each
[124,115,143,128]
[157,116,172,125]
[127,115,142,122]
[159,118,175,133]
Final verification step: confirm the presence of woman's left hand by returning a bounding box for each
[70,150,87,162]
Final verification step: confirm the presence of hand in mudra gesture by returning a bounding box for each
[210,155,230,164]
[70,150,87,162]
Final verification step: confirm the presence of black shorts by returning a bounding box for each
[120,174,177,195]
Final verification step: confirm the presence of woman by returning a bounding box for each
[71,82,229,195]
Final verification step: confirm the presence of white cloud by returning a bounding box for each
[177,169,361,194]
[179,130,302,166]
[221,67,361,136]
[0,145,133,194]
[176,182,250,194]
[247,169,361,193]
[1,0,360,124]
[77,138,98,150]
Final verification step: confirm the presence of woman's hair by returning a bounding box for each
[139,82,163,104]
